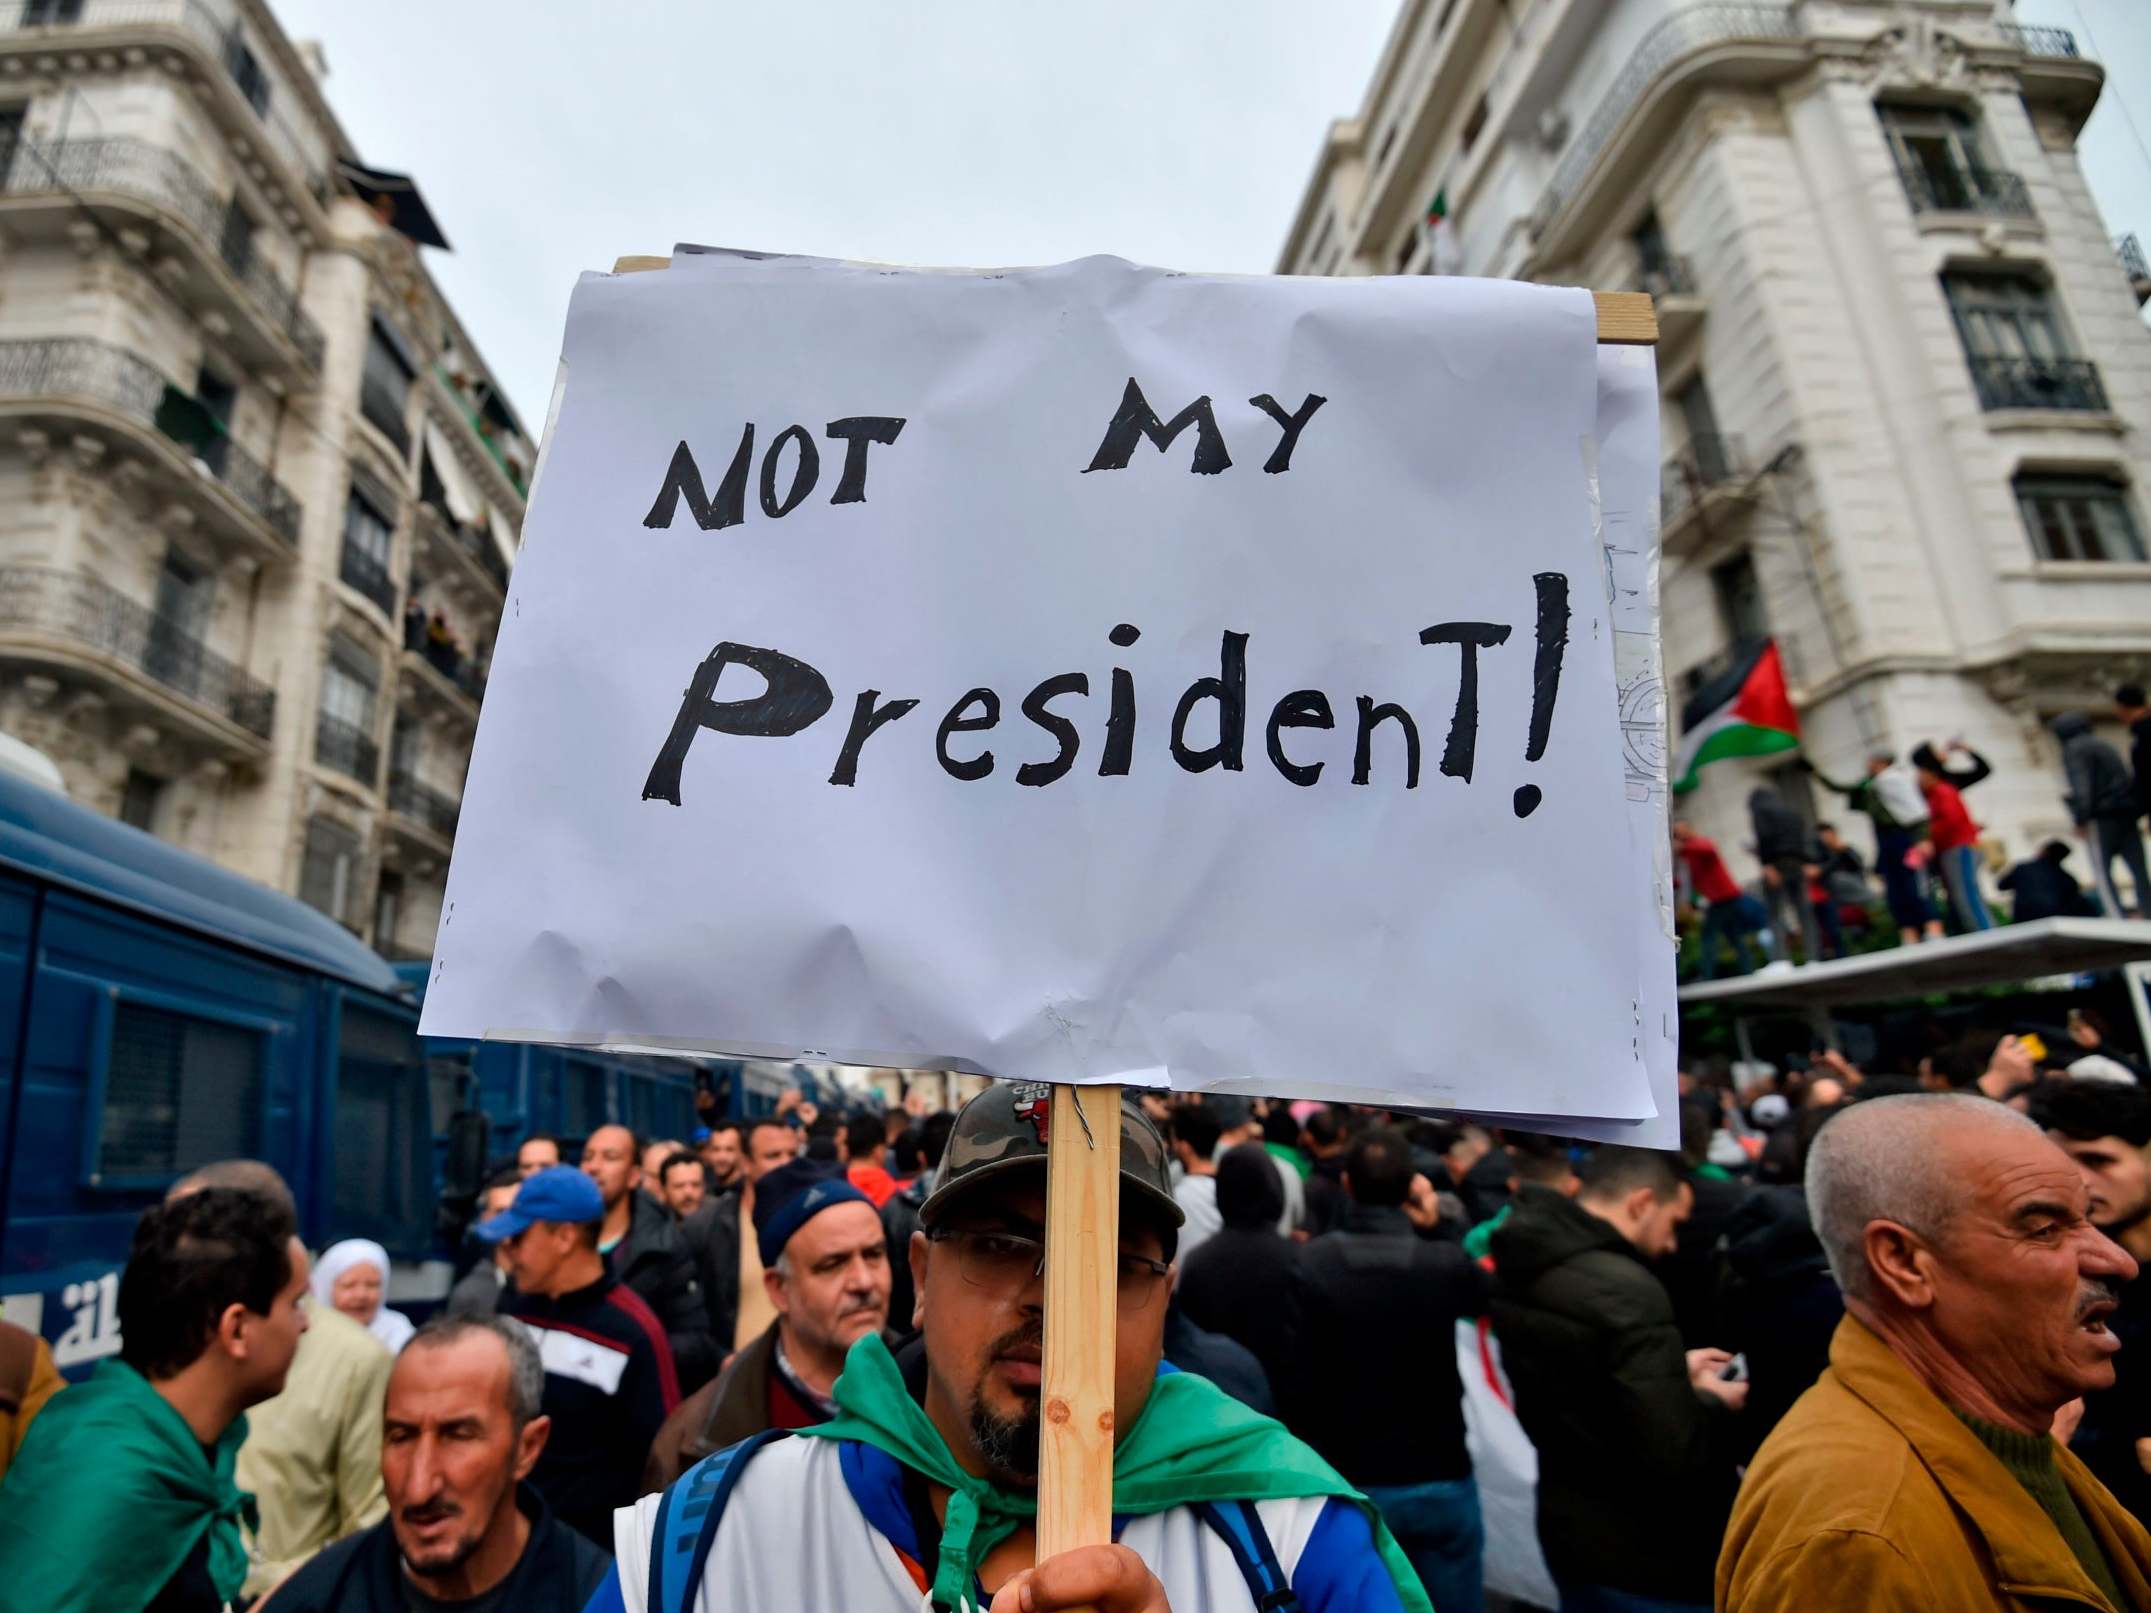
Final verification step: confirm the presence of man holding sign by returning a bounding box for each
[594,1085,1430,1612]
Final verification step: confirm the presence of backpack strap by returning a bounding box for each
[646,1427,792,1613]
[1192,1497,1303,1613]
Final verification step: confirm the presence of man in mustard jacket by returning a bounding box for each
[1720,1093,2151,1611]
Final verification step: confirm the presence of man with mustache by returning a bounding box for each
[1720,1093,2151,1610]
[644,1158,893,1488]
[598,1084,1434,1613]
[260,1315,609,1611]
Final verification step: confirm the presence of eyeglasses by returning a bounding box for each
[926,1227,1171,1312]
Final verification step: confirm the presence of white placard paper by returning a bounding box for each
[422,254,1660,1122]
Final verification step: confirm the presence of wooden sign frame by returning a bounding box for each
[610,255,1657,1592]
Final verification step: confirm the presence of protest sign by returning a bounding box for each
[422,254,1661,1125]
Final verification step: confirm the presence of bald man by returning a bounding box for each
[580,1125,717,1392]
[1720,1094,2151,1610]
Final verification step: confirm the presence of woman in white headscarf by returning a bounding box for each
[311,1239,415,1353]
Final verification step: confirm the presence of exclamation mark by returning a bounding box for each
[1514,571,1569,819]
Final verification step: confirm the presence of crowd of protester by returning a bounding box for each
[11,1038,2151,1609]
[1674,686,2151,980]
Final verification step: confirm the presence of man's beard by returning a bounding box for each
[969,1322,1044,1487]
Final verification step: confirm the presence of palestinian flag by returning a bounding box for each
[1671,639,1799,793]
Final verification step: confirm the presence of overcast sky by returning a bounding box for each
[272,0,2148,427]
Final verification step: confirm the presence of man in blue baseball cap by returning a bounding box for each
[643,1158,892,1489]
[478,1166,680,1548]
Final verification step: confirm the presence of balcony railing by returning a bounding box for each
[1965,354,2109,413]
[0,339,302,543]
[215,203,324,368]
[0,139,323,368]
[1662,433,1748,529]
[0,563,275,737]
[1998,24,2079,59]
[315,710,380,786]
[2120,234,2150,283]
[1636,253,1695,299]
[1541,5,1798,231]
[338,542,397,617]
[0,1,333,203]
[388,768,459,839]
[1898,161,2034,220]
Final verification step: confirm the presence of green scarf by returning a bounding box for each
[799,1333,1432,1613]
[0,1357,256,1611]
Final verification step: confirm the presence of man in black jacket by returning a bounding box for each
[1749,784,1819,964]
[583,1123,717,1392]
[2054,712,2149,918]
[1285,1127,1490,1613]
[1491,1145,1746,1611]
[262,1314,609,1612]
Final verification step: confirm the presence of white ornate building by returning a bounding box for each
[0,0,533,960]
[1279,0,2151,888]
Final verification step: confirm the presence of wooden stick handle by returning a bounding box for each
[1037,1082,1123,1580]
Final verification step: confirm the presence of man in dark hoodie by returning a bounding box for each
[1749,784,1820,964]
[2053,712,2148,917]
[1177,1142,1298,1392]
[1998,839,2101,924]
[1491,1145,1746,1611]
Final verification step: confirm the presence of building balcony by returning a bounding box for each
[386,766,458,849]
[0,0,333,218]
[1965,355,2109,414]
[1997,24,2078,59]
[1532,4,1803,263]
[1661,433,1754,554]
[337,541,397,620]
[0,563,274,752]
[314,709,380,788]
[1994,23,2101,134]
[2120,235,2150,307]
[1898,162,2034,223]
[1635,253,1704,347]
[0,138,324,380]
[0,339,302,558]
[411,497,507,609]
[430,367,528,507]
[397,643,481,729]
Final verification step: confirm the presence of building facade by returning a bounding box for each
[1280,0,2151,896]
[0,0,533,961]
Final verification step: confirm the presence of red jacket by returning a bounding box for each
[1676,837,1742,905]
[847,1162,898,1208]
[1923,780,1979,853]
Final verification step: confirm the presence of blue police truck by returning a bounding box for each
[0,769,763,1375]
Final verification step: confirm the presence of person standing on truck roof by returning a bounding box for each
[1802,752,1942,946]
[0,1187,311,1612]
[583,1123,718,1392]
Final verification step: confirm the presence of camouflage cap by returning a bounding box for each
[919,1081,1184,1231]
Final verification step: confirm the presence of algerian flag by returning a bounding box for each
[1423,189,1462,275]
[1672,639,1800,793]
